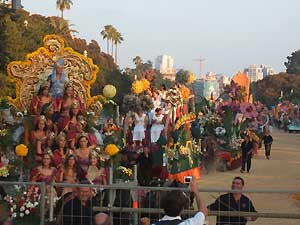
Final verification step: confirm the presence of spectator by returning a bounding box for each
[151,177,207,225]
[94,213,110,225]
[208,177,257,225]
[240,135,255,173]
[62,181,93,225]
[262,129,273,160]
[137,146,153,186]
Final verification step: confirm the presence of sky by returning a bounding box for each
[22,0,300,77]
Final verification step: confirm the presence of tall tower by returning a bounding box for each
[194,58,205,79]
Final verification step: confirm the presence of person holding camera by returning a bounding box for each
[150,177,207,225]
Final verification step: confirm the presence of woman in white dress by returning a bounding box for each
[133,109,147,146]
[151,108,164,143]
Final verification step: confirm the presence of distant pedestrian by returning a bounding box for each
[262,130,273,160]
[240,135,255,173]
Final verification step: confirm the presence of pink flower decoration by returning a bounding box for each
[240,103,258,119]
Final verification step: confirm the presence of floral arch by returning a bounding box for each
[7,34,99,111]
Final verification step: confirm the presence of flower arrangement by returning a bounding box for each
[116,166,133,181]
[105,144,120,156]
[164,88,183,107]
[15,144,28,157]
[140,79,150,91]
[0,166,11,177]
[180,86,190,100]
[132,80,144,95]
[3,185,40,222]
[215,127,226,136]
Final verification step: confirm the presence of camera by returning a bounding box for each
[184,176,192,184]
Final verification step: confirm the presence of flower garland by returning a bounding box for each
[175,113,196,130]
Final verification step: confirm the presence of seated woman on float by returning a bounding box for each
[30,81,56,115]
[56,83,85,132]
[48,59,68,100]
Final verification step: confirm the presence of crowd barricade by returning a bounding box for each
[1,181,300,225]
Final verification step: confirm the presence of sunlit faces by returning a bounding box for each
[57,135,66,148]
[56,65,64,74]
[90,154,99,166]
[78,187,91,202]
[67,155,76,167]
[231,178,244,190]
[38,119,46,130]
[65,86,74,97]
[42,86,50,96]
[78,136,89,148]
[42,154,52,167]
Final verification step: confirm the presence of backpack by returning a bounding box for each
[152,219,183,225]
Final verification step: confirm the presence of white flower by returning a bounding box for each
[12,213,17,218]
[20,206,25,212]
[215,127,226,136]
[26,202,33,208]
[25,209,30,215]
[10,207,14,212]
[12,204,16,209]
[34,202,39,207]
[20,212,24,218]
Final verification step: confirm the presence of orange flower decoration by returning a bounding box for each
[15,144,29,157]
[180,86,190,100]
[140,79,150,91]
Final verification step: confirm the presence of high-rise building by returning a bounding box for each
[244,65,264,82]
[155,55,176,80]
[261,64,275,78]
[244,64,275,82]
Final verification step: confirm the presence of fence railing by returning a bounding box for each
[1,181,300,225]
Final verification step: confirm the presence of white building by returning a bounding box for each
[244,65,264,82]
[155,55,176,76]
[261,64,275,78]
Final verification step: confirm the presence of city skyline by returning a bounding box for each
[22,0,300,76]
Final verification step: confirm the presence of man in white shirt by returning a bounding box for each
[151,177,207,225]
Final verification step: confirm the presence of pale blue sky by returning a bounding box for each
[23,0,300,76]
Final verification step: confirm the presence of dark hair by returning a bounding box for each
[161,84,166,91]
[155,107,162,113]
[76,135,90,148]
[161,190,189,217]
[233,176,245,185]
[38,85,49,96]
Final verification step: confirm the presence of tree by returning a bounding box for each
[176,69,189,84]
[56,0,73,19]
[285,50,300,75]
[100,25,114,54]
[113,31,123,64]
[252,73,300,107]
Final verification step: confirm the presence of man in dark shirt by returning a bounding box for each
[62,183,93,225]
[240,136,254,173]
[208,177,257,225]
[137,146,154,186]
[262,130,273,160]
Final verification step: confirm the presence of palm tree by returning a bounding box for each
[50,17,78,37]
[133,56,142,67]
[101,25,114,54]
[56,0,73,19]
[113,31,124,64]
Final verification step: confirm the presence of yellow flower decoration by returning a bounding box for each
[132,80,144,95]
[15,144,29,157]
[140,79,150,91]
[188,72,195,84]
[105,144,120,156]
[180,86,190,100]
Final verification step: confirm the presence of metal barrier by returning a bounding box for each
[1,181,300,225]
